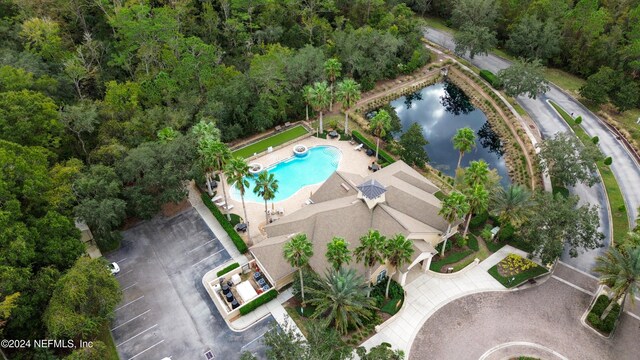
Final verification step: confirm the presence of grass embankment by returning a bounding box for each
[232,125,308,158]
[97,322,119,360]
[549,101,629,243]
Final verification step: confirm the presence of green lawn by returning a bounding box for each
[488,262,548,288]
[429,249,474,272]
[232,125,308,158]
[544,68,586,95]
[549,101,629,243]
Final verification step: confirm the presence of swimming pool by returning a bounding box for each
[229,145,342,203]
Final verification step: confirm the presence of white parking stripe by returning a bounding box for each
[128,339,164,360]
[551,275,594,295]
[115,257,129,263]
[115,296,144,311]
[117,324,158,346]
[122,282,138,291]
[191,249,225,267]
[111,309,151,331]
[116,269,134,278]
[241,330,269,350]
[187,239,214,253]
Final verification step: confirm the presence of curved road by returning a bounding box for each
[409,278,640,360]
[424,27,640,273]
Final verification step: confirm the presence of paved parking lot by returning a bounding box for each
[107,209,274,360]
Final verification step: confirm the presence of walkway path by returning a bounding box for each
[422,27,640,274]
[361,245,526,354]
[188,183,305,339]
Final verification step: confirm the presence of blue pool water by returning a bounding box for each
[230,145,341,203]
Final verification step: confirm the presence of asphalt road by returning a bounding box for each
[423,27,640,273]
[107,209,274,360]
[409,277,640,360]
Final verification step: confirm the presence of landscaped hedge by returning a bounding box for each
[587,294,621,335]
[216,262,240,277]
[201,194,249,254]
[239,289,278,315]
[351,130,396,165]
[479,70,502,89]
[467,233,479,251]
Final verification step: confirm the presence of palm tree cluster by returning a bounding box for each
[282,229,414,334]
[302,58,361,135]
[594,246,640,320]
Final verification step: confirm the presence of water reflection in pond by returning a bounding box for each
[390,81,511,186]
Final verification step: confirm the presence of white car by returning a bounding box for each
[109,262,120,275]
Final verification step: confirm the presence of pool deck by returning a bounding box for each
[221,136,375,244]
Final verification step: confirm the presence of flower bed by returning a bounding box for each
[488,254,548,288]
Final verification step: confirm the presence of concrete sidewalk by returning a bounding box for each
[189,183,306,339]
[361,246,528,355]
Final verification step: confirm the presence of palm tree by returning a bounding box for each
[438,191,470,256]
[490,185,535,227]
[199,139,232,220]
[384,234,414,299]
[464,160,490,187]
[335,78,361,134]
[302,84,313,122]
[326,237,351,270]
[225,156,252,244]
[452,127,477,169]
[253,171,279,224]
[462,184,489,239]
[593,246,640,320]
[306,267,375,334]
[354,229,386,297]
[369,109,392,160]
[309,81,331,132]
[324,58,342,111]
[283,233,314,304]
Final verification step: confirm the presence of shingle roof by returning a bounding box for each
[357,179,387,200]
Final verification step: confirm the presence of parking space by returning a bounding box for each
[107,209,274,360]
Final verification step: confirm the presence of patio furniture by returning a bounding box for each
[275,125,282,132]
[276,208,284,215]
[365,148,375,156]
[329,130,339,139]
[370,163,380,172]
[215,200,226,207]
[353,143,363,151]
[285,122,292,127]
[305,198,314,205]
[222,204,234,211]
[211,195,222,202]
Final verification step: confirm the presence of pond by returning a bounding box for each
[389,81,510,186]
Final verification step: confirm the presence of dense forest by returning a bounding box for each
[425,0,640,111]
[1,0,639,359]
[0,1,430,359]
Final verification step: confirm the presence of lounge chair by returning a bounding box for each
[276,208,284,215]
[211,195,222,202]
[275,125,282,132]
[285,122,292,127]
[353,143,364,151]
[304,198,314,205]
[223,204,234,211]
[215,200,226,207]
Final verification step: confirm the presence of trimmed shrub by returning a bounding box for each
[239,289,278,315]
[575,116,583,124]
[469,211,489,229]
[201,194,249,253]
[592,136,599,144]
[479,70,502,89]
[481,225,493,241]
[467,233,479,251]
[456,234,467,248]
[352,130,396,165]
[604,156,613,166]
[497,223,515,242]
[216,262,240,277]
[435,239,453,253]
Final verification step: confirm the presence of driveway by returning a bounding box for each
[107,209,274,360]
[409,277,640,360]
[422,27,640,273]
